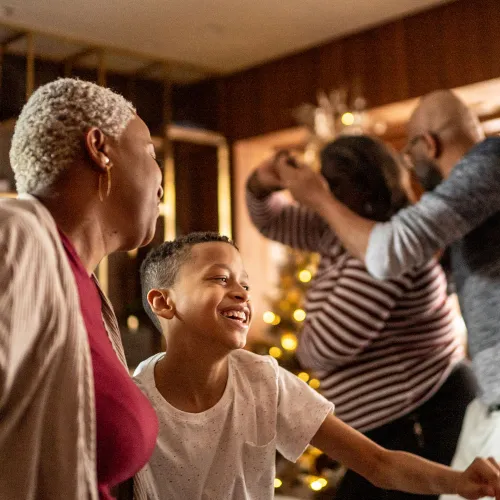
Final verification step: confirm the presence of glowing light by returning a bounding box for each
[271,314,281,326]
[341,112,355,126]
[274,478,283,488]
[263,311,276,324]
[269,347,282,359]
[281,333,298,351]
[127,248,138,258]
[298,269,312,283]
[309,378,321,389]
[310,480,324,491]
[318,478,328,487]
[293,308,306,322]
[298,372,310,382]
[127,315,139,331]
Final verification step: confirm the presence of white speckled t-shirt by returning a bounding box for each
[133,349,334,500]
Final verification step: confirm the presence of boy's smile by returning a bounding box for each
[170,241,252,349]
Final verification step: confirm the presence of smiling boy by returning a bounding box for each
[134,232,500,500]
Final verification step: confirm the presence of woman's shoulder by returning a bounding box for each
[0,198,54,253]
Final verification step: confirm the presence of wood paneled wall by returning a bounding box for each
[209,0,500,141]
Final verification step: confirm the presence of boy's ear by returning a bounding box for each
[147,288,176,320]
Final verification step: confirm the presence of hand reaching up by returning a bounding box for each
[275,154,331,212]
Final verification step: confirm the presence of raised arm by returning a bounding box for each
[277,138,500,279]
[366,138,500,278]
[311,413,500,498]
[246,155,330,252]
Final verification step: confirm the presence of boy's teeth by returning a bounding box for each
[222,310,246,321]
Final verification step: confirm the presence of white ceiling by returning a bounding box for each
[1,0,453,78]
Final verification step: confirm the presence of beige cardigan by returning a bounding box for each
[0,196,157,500]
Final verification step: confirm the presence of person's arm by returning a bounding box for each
[0,210,50,409]
[311,413,500,498]
[246,158,330,253]
[278,138,500,279]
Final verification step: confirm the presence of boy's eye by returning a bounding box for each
[242,285,250,291]
[215,276,228,283]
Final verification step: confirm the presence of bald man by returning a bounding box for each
[275,89,500,499]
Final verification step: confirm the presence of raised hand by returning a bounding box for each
[247,152,287,199]
[275,154,331,212]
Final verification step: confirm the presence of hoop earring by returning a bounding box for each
[98,166,112,202]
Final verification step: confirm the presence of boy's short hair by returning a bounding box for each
[140,231,238,332]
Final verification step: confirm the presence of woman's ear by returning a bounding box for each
[84,127,112,173]
[147,289,175,320]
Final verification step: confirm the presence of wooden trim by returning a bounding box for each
[1,31,27,47]
[0,20,218,78]
[25,32,35,99]
[167,125,226,146]
[63,47,98,76]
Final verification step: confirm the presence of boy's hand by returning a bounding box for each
[456,457,500,499]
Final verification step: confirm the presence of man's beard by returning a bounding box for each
[414,159,443,192]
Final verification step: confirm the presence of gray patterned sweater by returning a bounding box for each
[366,137,500,406]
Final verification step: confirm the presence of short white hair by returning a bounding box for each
[10,78,136,194]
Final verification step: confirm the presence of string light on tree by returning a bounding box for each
[309,378,321,390]
[281,333,298,351]
[309,476,328,491]
[298,269,312,283]
[263,311,281,325]
[293,308,306,322]
[269,346,283,359]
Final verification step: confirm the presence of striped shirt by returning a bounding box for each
[246,189,464,432]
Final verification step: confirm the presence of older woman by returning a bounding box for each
[0,79,163,499]
[246,135,478,500]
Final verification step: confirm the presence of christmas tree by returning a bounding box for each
[249,249,345,498]
[247,88,368,498]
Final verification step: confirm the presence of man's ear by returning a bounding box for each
[422,132,441,159]
[147,289,176,320]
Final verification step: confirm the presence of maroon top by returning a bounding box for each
[59,231,158,499]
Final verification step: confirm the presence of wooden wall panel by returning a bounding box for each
[365,21,408,106]
[402,7,446,98]
[224,69,261,141]
[174,142,219,235]
[317,38,345,94]
[482,0,500,79]
[256,48,319,135]
[205,0,500,141]
[441,1,488,88]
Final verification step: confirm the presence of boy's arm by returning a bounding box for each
[311,413,500,498]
